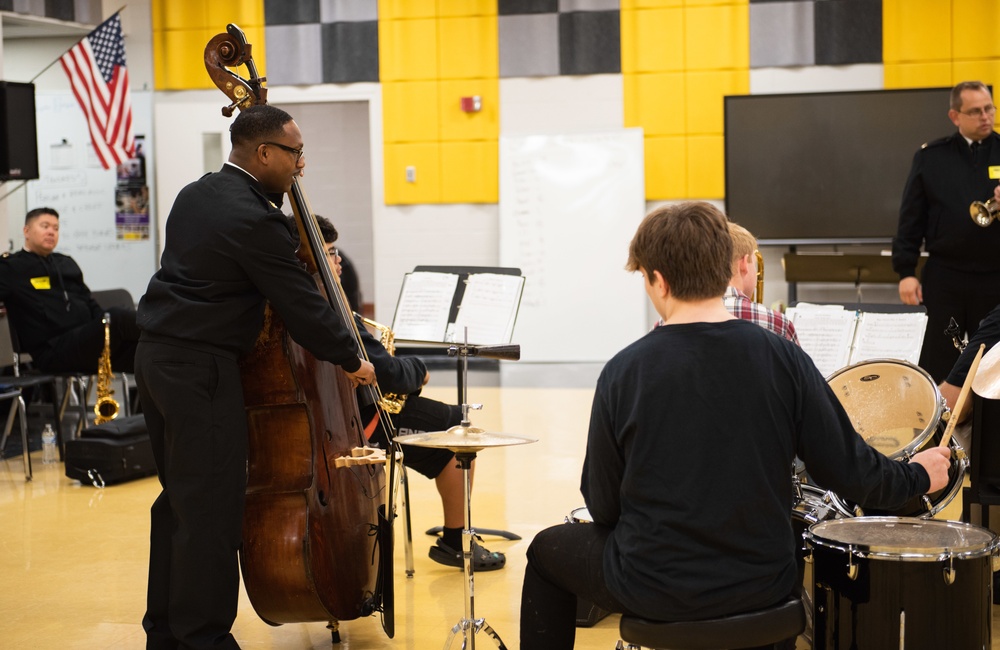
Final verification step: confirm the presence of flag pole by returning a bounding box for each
[28,7,128,84]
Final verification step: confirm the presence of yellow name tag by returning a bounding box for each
[989,166,1000,179]
[30,276,51,290]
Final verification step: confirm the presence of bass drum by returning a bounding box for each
[825,359,967,517]
[806,517,999,650]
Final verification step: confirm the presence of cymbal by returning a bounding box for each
[395,424,537,452]
[972,343,1000,399]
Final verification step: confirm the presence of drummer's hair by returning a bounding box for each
[626,201,731,301]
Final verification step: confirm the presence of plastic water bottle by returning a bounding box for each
[41,424,57,464]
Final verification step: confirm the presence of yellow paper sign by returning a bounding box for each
[989,166,1000,179]
[30,276,51,290]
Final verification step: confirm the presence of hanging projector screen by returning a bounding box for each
[724,87,955,244]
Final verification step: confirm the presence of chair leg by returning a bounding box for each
[16,395,31,481]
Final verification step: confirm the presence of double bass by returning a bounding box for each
[203,24,397,640]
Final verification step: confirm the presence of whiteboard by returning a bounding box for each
[25,92,157,303]
[499,129,647,362]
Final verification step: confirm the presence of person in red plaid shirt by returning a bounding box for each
[657,221,799,344]
[725,222,799,344]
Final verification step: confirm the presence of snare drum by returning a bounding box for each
[825,359,968,517]
[566,506,592,524]
[805,517,999,650]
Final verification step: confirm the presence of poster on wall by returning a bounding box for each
[114,134,149,240]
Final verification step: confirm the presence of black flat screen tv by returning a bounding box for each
[724,87,955,244]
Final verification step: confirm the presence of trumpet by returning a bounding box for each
[970,197,999,227]
[94,312,119,425]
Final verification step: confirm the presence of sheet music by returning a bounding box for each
[449,273,525,345]
[391,272,459,341]
[787,307,857,378]
[851,312,927,365]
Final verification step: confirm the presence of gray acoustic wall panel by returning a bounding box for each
[322,21,379,83]
[499,14,560,77]
[750,1,814,68]
[264,24,324,85]
[320,0,377,23]
[814,0,882,65]
[266,0,321,25]
[558,10,620,76]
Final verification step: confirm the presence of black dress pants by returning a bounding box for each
[919,262,1000,383]
[135,340,246,650]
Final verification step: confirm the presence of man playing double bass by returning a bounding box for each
[135,104,375,650]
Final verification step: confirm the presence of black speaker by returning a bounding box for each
[0,81,39,181]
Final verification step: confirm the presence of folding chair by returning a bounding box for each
[0,312,65,480]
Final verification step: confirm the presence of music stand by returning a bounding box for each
[400,265,525,542]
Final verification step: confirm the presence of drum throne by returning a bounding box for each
[615,595,805,650]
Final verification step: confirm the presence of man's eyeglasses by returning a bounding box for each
[260,141,304,162]
[326,247,339,259]
[959,105,997,118]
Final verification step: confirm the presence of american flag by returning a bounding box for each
[60,13,134,169]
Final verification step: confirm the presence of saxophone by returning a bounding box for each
[360,316,407,414]
[94,312,119,425]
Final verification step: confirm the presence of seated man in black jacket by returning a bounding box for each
[0,207,139,373]
[310,214,505,571]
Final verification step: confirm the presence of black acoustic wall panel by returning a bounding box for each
[0,82,40,181]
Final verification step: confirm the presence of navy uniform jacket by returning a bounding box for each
[893,131,1000,278]
[0,249,103,357]
[138,164,361,371]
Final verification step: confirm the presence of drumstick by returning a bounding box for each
[940,343,986,449]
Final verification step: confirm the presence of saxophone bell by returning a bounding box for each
[94,312,120,425]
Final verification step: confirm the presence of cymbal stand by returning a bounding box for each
[424,338,523,541]
[444,449,507,650]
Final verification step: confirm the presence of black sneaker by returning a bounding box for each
[428,537,506,571]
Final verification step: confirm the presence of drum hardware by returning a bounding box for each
[396,331,534,650]
[969,196,999,227]
[943,556,956,585]
[845,550,858,580]
[945,317,966,353]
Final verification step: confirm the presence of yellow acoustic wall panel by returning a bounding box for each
[884,62,955,90]
[685,70,748,135]
[438,79,499,142]
[155,28,217,89]
[379,18,439,82]
[686,134,724,198]
[438,16,499,80]
[644,136,687,199]
[437,0,498,18]
[152,0,264,91]
[383,81,441,143]
[380,7,499,204]
[882,0,951,64]
[384,143,441,204]
[953,61,1000,88]
[624,72,686,136]
[622,0,683,8]
[621,8,685,74]
[952,0,1000,61]
[441,141,499,203]
[624,1,747,200]
[379,0,438,20]
[684,4,748,71]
